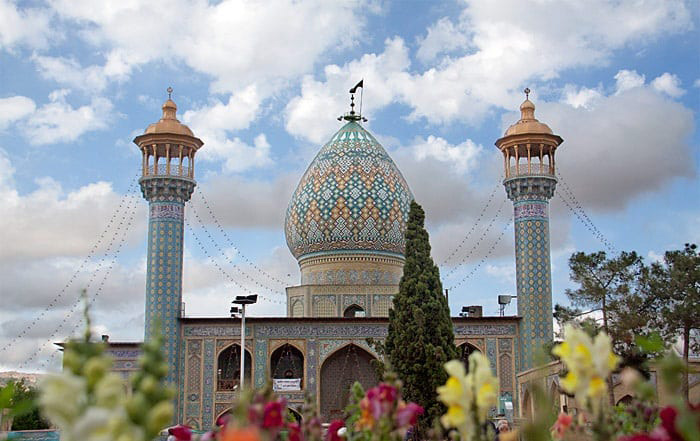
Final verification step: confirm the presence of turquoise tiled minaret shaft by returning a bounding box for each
[495,92,562,370]
[133,91,203,394]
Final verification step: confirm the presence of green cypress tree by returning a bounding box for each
[385,200,458,431]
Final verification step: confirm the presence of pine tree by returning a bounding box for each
[385,201,458,432]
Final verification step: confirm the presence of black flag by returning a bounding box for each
[349,79,363,94]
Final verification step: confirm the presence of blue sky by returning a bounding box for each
[0,0,698,372]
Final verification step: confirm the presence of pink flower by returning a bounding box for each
[262,398,286,429]
[216,413,231,427]
[326,420,346,441]
[287,422,303,441]
[200,431,216,441]
[168,425,193,441]
[396,401,423,428]
[550,413,573,440]
[366,383,397,420]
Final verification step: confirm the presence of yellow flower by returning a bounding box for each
[552,325,620,412]
[438,353,499,441]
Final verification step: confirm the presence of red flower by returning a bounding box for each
[262,399,285,429]
[551,413,573,440]
[396,401,423,428]
[659,407,682,441]
[287,422,304,441]
[326,420,346,441]
[168,425,193,441]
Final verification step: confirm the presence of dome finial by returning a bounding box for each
[339,80,368,122]
[167,86,173,99]
[524,87,530,100]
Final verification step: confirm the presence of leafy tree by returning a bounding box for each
[7,379,49,430]
[564,250,652,404]
[648,243,700,401]
[385,201,458,433]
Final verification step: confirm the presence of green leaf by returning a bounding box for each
[635,333,664,353]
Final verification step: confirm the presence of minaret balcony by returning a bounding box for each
[506,163,554,180]
[142,164,193,180]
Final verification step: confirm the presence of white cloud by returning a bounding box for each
[22,90,113,145]
[182,86,272,173]
[410,135,483,173]
[0,0,53,51]
[562,85,603,109]
[614,69,646,93]
[522,86,696,211]
[651,72,685,97]
[0,150,145,261]
[32,54,131,92]
[416,17,470,63]
[285,37,411,144]
[46,0,368,97]
[0,96,36,129]
[285,0,691,133]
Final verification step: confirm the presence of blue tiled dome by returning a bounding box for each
[285,122,413,260]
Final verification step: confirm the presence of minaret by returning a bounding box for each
[133,88,203,386]
[495,89,562,370]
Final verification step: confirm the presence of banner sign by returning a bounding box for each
[273,379,301,391]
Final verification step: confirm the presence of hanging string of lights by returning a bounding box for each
[439,178,503,267]
[447,219,513,291]
[1,176,140,358]
[442,197,508,279]
[556,172,617,253]
[188,202,287,298]
[195,191,290,287]
[21,190,140,370]
[184,217,287,306]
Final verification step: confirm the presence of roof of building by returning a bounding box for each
[285,121,413,260]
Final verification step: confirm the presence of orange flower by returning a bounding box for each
[356,396,375,430]
[220,427,262,441]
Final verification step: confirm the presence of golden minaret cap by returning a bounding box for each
[503,88,554,136]
[143,87,195,137]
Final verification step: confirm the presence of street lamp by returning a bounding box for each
[232,294,257,390]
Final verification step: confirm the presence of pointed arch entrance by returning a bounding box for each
[320,344,379,421]
[458,342,480,372]
[217,344,251,391]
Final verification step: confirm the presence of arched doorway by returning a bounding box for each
[617,394,633,406]
[320,344,379,421]
[522,389,532,419]
[271,343,304,391]
[458,342,480,372]
[217,344,252,390]
[343,304,365,318]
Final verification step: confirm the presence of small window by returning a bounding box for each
[344,304,365,318]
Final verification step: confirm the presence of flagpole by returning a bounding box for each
[359,84,363,118]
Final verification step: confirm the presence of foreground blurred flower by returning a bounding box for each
[551,413,573,440]
[168,424,193,441]
[220,427,262,441]
[326,420,345,441]
[552,324,619,410]
[396,401,423,428]
[437,353,499,441]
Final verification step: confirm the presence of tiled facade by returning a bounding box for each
[175,317,520,429]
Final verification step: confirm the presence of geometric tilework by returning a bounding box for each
[506,176,555,371]
[285,121,413,260]
[144,200,186,388]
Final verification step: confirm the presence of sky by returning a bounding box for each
[0,0,698,373]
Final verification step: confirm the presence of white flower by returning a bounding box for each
[39,373,87,428]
